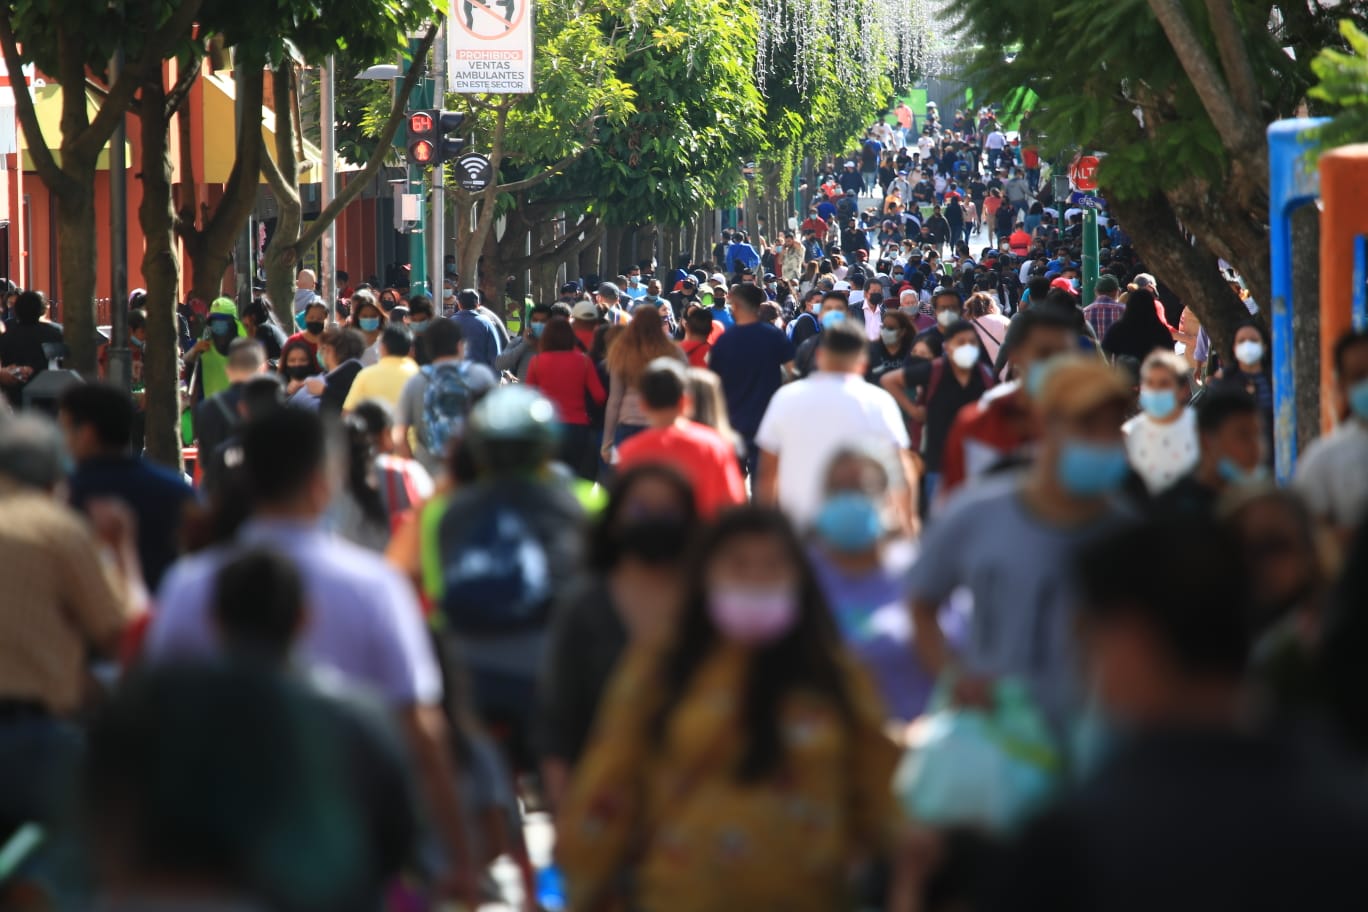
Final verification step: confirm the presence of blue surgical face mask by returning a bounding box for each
[130,336,145,351]
[1218,458,1268,486]
[359,316,381,332]
[1349,378,1368,421]
[1138,388,1177,420]
[209,319,232,337]
[815,492,884,553]
[316,350,327,369]
[409,319,428,333]
[821,309,846,329]
[530,322,546,338]
[296,311,308,330]
[1057,439,1130,496]
[1025,361,1050,399]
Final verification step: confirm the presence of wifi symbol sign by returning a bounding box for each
[455,152,493,192]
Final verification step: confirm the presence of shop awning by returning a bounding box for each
[202,70,357,185]
[18,85,132,171]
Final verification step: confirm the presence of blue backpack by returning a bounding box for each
[421,362,475,460]
[435,504,552,635]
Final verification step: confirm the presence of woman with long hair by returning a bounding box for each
[600,307,684,462]
[686,366,747,468]
[799,259,820,298]
[1213,320,1275,466]
[1101,287,1175,365]
[539,464,700,808]
[557,508,903,912]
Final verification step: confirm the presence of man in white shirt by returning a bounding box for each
[985,127,1007,171]
[1294,328,1368,540]
[756,320,917,531]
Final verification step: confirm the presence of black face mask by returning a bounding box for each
[285,364,314,381]
[613,519,691,565]
[305,320,325,335]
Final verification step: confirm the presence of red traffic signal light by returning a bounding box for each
[406,108,468,168]
[409,140,435,164]
[408,111,435,135]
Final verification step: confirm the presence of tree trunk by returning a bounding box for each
[635,223,657,273]
[1107,190,1246,360]
[577,235,598,284]
[55,166,99,374]
[185,57,265,307]
[137,72,183,469]
[262,63,303,328]
[1290,205,1321,444]
[602,225,624,280]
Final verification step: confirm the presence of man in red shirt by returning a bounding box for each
[616,357,746,518]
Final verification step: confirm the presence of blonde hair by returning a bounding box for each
[1141,349,1192,385]
[686,368,743,450]
[604,307,681,385]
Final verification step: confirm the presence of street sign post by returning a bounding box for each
[454,151,493,192]
[449,0,534,93]
[1069,154,1100,192]
[1081,209,1099,307]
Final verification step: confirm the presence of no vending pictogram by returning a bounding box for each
[458,0,524,39]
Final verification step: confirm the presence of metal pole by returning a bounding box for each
[429,21,446,293]
[321,56,337,321]
[1081,208,1098,307]
[107,45,130,391]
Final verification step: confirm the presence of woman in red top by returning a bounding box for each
[528,316,608,481]
[284,299,329,358]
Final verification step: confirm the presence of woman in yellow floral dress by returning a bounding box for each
[557,507,906,912]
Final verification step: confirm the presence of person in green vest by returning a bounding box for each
[186,297,246,402]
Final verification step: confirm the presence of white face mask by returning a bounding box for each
[951,342,981,370]
[937,309,959,328]
[1235,340,1264,365]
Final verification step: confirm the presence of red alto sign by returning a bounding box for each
[1070,155,1101,191]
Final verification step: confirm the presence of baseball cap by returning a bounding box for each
[560,282,580,295]
[1133,272,1156,289]
[681,276,698,288]
[596,281,621,301]
[1050,277,1079,295]
[1036,357,1132,419]
[1095,274,1120,295]
[571,300,599,321]
[832,280,852,291]
[710,273,727,289]
[844,160,856,167]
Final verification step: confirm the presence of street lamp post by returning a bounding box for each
[321,56,337,319]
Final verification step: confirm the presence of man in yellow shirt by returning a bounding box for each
[343,325,419,411]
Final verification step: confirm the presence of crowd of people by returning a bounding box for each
[2,102,1368,912]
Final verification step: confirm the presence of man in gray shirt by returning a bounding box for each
[908,357,1134,727]
[394,317,497,476]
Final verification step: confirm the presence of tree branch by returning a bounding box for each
[503,215,601,271]
[0,13,66,192]
[193,56,265,252]
[162,53,203,122]
[1145,0,1263,155]
[1203,0,1261,119]
[260,136,296,201]
[81,0,204,156]
[294,21,438,252]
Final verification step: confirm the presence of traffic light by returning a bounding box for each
[436,111,466,163]
[406,109,467,167]
[406,109,438,166]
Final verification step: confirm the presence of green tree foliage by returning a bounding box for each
[950,0,1365,359]
[1310,20,1368,153]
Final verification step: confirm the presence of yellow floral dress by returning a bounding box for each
[557,644,902,912]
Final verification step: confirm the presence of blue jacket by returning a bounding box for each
[453,309,503,368]
[726,242,760,276]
